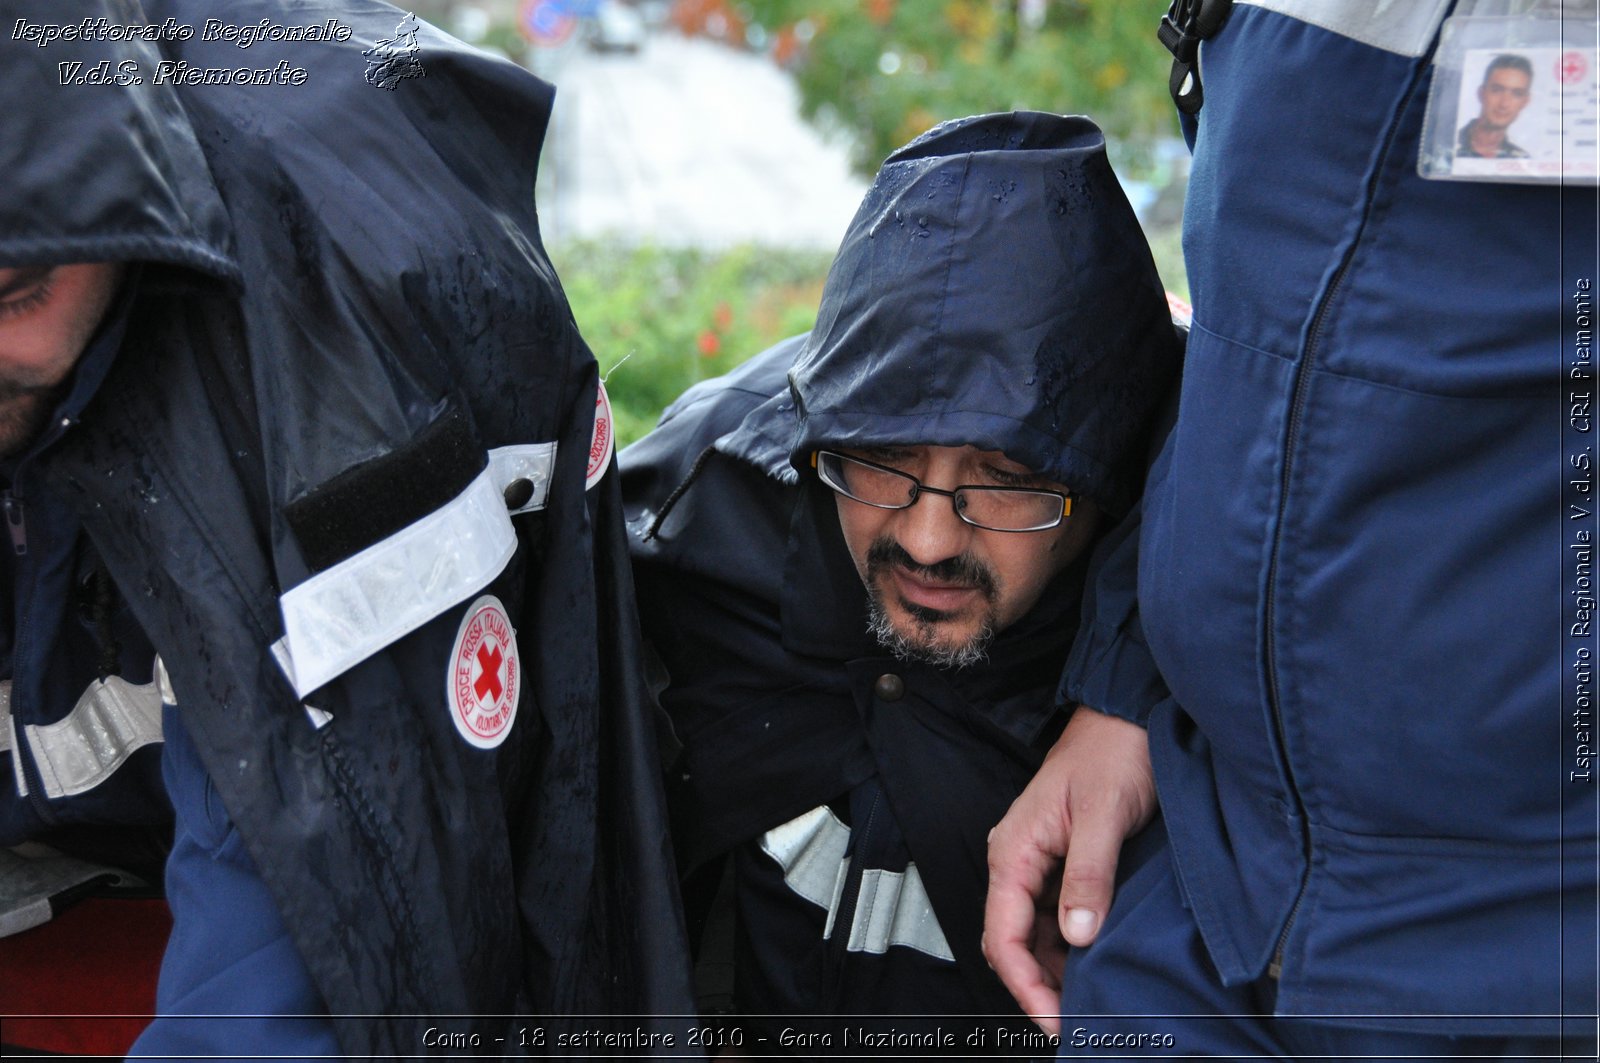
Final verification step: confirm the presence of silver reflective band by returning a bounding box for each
[1237,0,1450,57]
[154,654,176,707]
[274,444,557,699]
[7,715,24,797]
[759,805,955,962]
[848,866,955,961]
[275,466,512,697]
[2,682,23,798]
[490,442,558,515]
[760,805,853,934]
[23,676,164,800]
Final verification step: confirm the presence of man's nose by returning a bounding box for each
[892,488,972,567]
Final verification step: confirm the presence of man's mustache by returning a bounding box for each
[865,537,997,599]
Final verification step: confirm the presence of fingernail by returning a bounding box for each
[1065,908,1099,941]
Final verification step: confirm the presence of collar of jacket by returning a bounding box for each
[779,481,1082,748]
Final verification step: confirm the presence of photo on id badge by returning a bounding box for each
[1451,46,1591,177]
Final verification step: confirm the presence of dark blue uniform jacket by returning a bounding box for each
[1063,0,1599,1031]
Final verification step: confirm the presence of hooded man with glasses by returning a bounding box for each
[622,111,1182,1040]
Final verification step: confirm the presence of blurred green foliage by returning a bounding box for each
[757,0,1176,176]
[550,240,835,445]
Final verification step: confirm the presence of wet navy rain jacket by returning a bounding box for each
[2,288,168,857]
[0,0,692,1054]
[1061,0,1599,1035]
[623,113,1180,1044]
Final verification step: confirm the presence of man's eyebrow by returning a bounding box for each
[0,265,53,301]
[980,452,1041,474]
[980,461,1047,482]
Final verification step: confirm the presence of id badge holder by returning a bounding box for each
[1419,0,1599,184]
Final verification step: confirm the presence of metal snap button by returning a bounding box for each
[503,477,534,510]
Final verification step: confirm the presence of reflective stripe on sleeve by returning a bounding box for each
[273,444,556,699]
[1236,0,1451,57]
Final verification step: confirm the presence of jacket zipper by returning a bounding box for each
[3,483,61,824]
[1260,27,1448,979]
[826,793,883,1014]
[3,490,25,555]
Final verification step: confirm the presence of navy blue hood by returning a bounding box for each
[788,112,1181,516]
[0,0,236,281]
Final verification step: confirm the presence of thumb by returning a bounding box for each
[1057,809,1124,948]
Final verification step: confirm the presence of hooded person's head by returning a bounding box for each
[787,112,1181,667]
[0,0,234,460]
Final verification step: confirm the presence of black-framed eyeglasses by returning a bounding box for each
[812,450,1073,533]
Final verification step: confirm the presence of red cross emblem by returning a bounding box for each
[1559,51,1588,86]
[473,643,504,702]
[449,597,520,749]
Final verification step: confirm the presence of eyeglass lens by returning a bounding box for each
[818,451,1064,532]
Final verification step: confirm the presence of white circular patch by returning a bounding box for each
[585,379,615,491]
[447,595,520,749]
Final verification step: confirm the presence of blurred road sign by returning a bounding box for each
[519,0,576,46]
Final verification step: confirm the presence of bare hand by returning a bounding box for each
[982,707,1156,1035]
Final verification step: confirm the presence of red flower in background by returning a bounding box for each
[697,330,721,357]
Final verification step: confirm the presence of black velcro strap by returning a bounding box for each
[285,405,484,574]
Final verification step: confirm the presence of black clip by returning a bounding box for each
[1159,0,1234,116]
